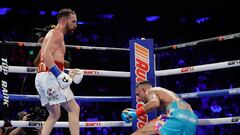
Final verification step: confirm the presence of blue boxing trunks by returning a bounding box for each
[156,100,198,135]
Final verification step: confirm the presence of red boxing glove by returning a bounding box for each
[136,107,147,117]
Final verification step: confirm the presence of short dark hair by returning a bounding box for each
[136,80,152,88]
[57,8,76,20]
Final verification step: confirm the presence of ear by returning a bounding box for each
[61,17,67,24]
[143,87,147,92]
[63,19,67,25]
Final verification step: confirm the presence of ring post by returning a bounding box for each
[130,39,157,131]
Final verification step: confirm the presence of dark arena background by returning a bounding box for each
[0,0,240,135]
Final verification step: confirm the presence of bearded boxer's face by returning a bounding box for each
[65,14,77,34]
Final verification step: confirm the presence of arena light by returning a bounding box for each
[0,8,11,15]
[51,11,58,16]
[195,17,210,24]
[96,14,114,19]
[77,21,87,24]
[39,10,46,15]
[145,16,160,22]
[77,21,97,25]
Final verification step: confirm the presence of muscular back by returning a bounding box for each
[41,29,65,67]
[147,87,181,107]
[147,87,193,112]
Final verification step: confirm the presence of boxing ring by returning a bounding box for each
[1,33,240,131]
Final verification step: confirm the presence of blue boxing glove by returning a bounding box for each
[50,65,72,89]
[121,108,137,123]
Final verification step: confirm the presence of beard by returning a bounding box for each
[65,24,75,35]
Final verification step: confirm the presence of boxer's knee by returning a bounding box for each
[48,110,61,121]
[73,104,80,115]
[67,105,80,119]
[46,105,61,121]
[62,100,80,115]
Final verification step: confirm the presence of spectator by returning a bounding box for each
[8,111,41,135]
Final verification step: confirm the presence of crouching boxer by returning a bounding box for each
[121,81,198,135]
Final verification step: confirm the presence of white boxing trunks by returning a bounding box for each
[35,72,74,106]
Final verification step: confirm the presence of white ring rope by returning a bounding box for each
[0,121,4,127]
[0,66,130,77]
[198,116,240,125]
[0,59,240,77]
[0,116,239,128]
[155,59,240,76]
[0,121,131,128]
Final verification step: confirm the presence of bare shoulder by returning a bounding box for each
[149,87,168,92]
[47,29,64,41]
[145,87,162,96]
[147,87,173,97]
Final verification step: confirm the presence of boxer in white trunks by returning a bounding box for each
[35,8,83,135]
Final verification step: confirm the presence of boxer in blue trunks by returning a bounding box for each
[121,81,198,135]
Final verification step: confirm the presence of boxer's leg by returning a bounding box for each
[41,104,61,135]
[61,99,80,135]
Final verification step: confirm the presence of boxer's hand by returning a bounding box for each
[68,68,84,84]
[57,72,72,88]
[121,108,137,123]
[50,65,72,89]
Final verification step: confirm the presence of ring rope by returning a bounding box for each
[156,59,240,76]
[198,116,240,125]
[154,32,240,51]
[0,66,130,77]
[1,32,239,52]
[0,116,239,128]
[1,59,240,77]
[0,121,131,128]
[178,87,240,99]
[1,87,240,102]
[0,41,129,51]
[0,94,131,102]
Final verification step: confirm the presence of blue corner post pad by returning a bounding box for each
[49,65,61,77]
